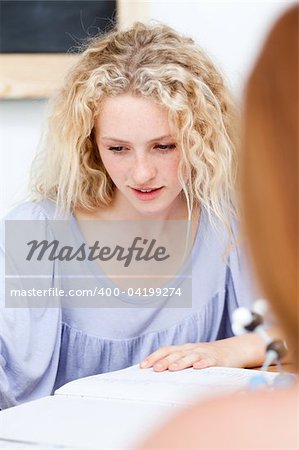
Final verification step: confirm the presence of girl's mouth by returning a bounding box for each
[131,187,164,200]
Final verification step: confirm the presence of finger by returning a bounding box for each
[168,353,201,371]
[152,352,185,372]
[140,346,175,368]
[140,344,197,368]
[193,358,216,369]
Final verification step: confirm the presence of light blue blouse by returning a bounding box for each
[0,200,255,409]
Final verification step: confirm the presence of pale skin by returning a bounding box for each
[139,331,285,371]
[75,93,280,371]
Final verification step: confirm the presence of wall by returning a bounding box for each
[0,99,47,216]
[0,0,293,217]
[148,1,292,95]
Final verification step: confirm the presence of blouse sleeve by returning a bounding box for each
[218,230,260,340]
[0,202,62,409]
[227,243,258,311]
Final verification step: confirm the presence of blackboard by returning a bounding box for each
[0,0,117,53]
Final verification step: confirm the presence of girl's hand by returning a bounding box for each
[139,340,236,372]
[140,333,268,371]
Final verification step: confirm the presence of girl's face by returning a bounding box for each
[94,94,184,219]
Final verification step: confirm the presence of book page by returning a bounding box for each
[55,365,278,406]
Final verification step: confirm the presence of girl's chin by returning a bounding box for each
[132,203,180,220]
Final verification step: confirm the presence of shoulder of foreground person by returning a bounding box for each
[138,384,298,450]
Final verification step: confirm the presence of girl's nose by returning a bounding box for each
[131,155,157,186]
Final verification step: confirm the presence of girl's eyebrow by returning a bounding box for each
[100,135,174,144]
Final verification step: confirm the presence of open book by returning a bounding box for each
[0,366,280,450]
[55,364,278,407]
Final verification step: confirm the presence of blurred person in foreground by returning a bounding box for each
[139,5,298,449]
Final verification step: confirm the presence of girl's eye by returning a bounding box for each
[155,144,176,151]
[108,146,126,152]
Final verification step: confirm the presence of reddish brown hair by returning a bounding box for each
[241,6,298,361]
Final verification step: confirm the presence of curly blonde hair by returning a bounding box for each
[31,22,238,231]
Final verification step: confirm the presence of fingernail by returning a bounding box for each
[153,363,163,370]
[169,363,178,370]
[140,360,149,368]
[194,360,208,369]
